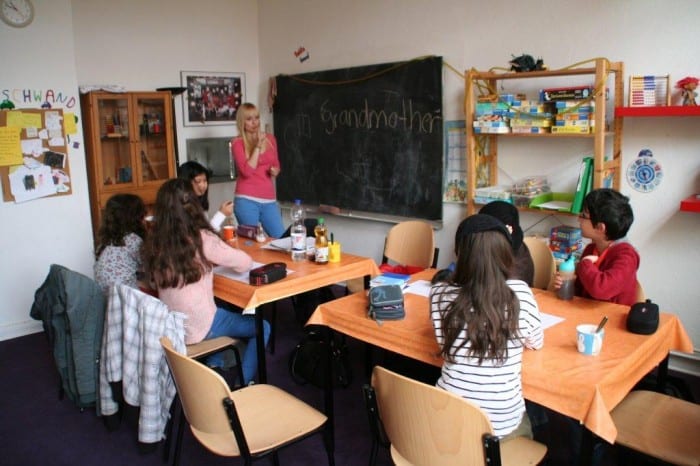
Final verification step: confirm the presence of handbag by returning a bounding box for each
[368,284,405,321]
[289,325,352,389]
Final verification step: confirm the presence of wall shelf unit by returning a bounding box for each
[615,104,699,213]
[615,106,700,117]
[465,59,624,215]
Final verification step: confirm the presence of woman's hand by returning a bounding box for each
[269,166,279,177]
[219,200,234,217]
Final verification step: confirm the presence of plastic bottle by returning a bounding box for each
[290,199,306,262]
[314,217,329,264]
[255,222,266,243]
[557,255,576,300]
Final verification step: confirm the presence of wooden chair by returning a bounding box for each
[160,337,334,466]
[348,220,438,294]
[370,366,546,466]
[164,336,245,465]
[523,236,556,290]
[382,220,438,270]
[611,390,700,466]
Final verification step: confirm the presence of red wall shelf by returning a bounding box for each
[615,106,700,117]
[680,195,700,213]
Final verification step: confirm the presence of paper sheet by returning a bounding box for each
[262,237,315,251]
[404,279,432,297]
[540,312,565,329]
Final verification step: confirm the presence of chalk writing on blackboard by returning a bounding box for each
[273,56,443,222]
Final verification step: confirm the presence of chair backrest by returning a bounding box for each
[371,366,495,466]
[522,236,556,290]
[160,337,241,454]
[382,220,436,269]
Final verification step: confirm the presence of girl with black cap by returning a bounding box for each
[430,214,544,440]
[479,200,534,286]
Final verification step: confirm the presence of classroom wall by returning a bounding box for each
[1,1,698,366]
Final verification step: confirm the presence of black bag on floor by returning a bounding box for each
[289,325,352,389]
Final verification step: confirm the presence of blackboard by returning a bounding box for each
[273,56,443,222]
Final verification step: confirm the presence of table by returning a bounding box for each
[213,239,379,382]
[309,269,693,447]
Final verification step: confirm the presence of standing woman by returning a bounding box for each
[430,214,543,439]
[142,178,269,384]
[231,103,285,238]
[178,160,233,232]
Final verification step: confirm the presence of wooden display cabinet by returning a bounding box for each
[81,91,176,239]
[464,58,624,215]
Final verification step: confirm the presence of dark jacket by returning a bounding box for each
[31,264,106,409]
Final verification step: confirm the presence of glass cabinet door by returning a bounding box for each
[96,96,132,187]
[136,96,170,184]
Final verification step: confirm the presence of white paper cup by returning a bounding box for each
[577,324,604,356]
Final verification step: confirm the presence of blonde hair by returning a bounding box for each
[235,102,259,157]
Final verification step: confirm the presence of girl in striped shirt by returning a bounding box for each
[430,214,544,439]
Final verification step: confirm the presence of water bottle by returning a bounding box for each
[557,255,576,300]
[314,217,329,264]
[290,199,306,262]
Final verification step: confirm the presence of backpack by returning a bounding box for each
[288,325,352,389]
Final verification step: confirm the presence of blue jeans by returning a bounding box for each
[205,307,270,385]
[234,197,285,238]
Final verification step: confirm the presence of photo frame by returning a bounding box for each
[180,71,245,126]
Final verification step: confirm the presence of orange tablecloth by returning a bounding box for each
[214,240,380,312]
[309,269,693,443]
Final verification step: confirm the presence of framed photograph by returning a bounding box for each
[180,71,245,126]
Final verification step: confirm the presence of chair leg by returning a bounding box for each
[269,302,277,355]
[272,451,280,466]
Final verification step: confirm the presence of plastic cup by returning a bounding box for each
[576,324,604,356]
[222,225,235,241]
[329,242,341,263]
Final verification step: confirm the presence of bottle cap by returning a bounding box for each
[318,217,325,224]
[559,255,576,273]
[294,199,301,205]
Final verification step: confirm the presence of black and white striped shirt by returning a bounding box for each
[430,279,544,437]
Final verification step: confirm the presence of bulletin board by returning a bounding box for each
[0,108,72,203]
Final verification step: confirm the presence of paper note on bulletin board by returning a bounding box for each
[0,108,71,203]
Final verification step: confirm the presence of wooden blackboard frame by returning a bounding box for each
[273,56,443,223]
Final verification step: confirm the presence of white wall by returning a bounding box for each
[0,0,94,339]
[257,0,700,356]
[1,1,698,360]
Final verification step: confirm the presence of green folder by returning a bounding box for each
[571,156,593,214]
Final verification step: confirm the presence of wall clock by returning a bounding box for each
[1,0,34,28]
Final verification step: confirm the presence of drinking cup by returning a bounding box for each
[329,242,341,263]
[576,324,604,356]
[222,225,235,241]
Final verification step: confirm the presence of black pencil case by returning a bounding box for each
[249,262,287,285]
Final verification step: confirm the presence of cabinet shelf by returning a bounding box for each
[465,59,624,215]
[615,106,700,117]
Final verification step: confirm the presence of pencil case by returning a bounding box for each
[237,224,257,239]
[249,262,287,286]
[368,284,405,321]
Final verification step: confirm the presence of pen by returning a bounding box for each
[331,233,334,245]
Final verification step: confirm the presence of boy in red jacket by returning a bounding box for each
[555,188,640,305]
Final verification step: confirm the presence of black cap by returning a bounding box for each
[455,214,512,248]
[479,200,523,251]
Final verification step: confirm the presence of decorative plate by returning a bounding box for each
[627,149,663,193]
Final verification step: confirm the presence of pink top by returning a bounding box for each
[231,134,280,200]
[158,230,253,344]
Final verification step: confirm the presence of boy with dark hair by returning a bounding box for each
[555,188,640,305]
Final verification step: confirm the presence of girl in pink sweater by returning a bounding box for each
[142,178,269,384]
